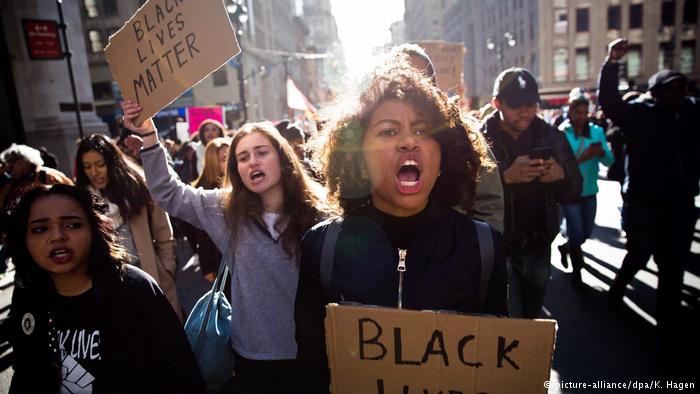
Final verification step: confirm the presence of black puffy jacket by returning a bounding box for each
[293,203,508,394]
[481,113,582,251]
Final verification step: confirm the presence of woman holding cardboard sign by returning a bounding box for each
[121,102,333,393]
[293,55,508,393]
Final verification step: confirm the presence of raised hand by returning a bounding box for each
[607,38,629,62]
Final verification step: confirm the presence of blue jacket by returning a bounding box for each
[560,122,614,197]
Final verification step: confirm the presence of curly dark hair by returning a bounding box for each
[76,134,151,220]
[315,58,482,214]
[5,184,130,293]
[224,122,333,258]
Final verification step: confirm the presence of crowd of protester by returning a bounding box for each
[0,37,697,393]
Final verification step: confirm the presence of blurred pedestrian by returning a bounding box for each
[481,68,582,318]
[191,137,230,282]
[557,90,614,291]
[5,184,205,393]
[75,134,182,320]
[193,119,225,174]
[598,39,700,331]
[122,100,331,394]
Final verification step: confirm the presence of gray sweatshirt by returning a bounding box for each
[141,143,299,360]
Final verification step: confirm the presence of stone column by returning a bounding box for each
[2,0,107,177]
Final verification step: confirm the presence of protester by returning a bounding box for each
[38,146,59,170]
[191,137,230,282]
[557,90,614,291]
[5,184,205,393]
[293,56,508,394]
[276,120,318,180]
[396,43,505,232]
[173,141,200,184]
[193,119,226,173]
[75,134,182,320]
[598,39,700,331]
[481,67,581,318]
[0,144,73,213]
[122,100,331,393]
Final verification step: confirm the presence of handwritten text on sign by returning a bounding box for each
[105,0,240,124]
[324,305,556,394]
[416,41,466,92]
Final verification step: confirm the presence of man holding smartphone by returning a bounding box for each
[481,68,582,318]
[599,39,700,332]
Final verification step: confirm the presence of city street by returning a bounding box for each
[0,177,698,392]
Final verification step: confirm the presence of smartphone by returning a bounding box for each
[530,146,553,160]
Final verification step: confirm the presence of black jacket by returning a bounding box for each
[293,203,508,394]
[481,113,582,251]
[8,265,206,394]
[598,61,700,204]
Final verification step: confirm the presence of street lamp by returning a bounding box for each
[487,32,517,71]
[228,0,248,122]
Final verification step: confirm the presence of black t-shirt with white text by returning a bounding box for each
[53,287,102,394]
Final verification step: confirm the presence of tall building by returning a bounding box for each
[302,0,344,104]
[81,0,143,133]
[539,0,700,105]
[390,20,407,45]
[442,0,539,105]
[1,0,107,175]
[404,0,456,41]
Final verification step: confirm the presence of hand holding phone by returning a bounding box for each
[530,146,553,161]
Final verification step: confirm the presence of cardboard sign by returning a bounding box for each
[187,106,224,133]
[104,0,240,125]
[325,304,557,394]
[22,19,63,60]
[417,41,466,92]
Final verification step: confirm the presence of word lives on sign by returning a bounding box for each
[105,0,240,124]
[324,304,557,394]
[416,41,466,93]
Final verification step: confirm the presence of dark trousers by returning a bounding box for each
[217,354,294,394]
[507,246,552,318]
[612,202,696,327]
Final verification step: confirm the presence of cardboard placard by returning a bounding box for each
[104,0,240,125]
[416,41,466,92]
[187,105,225,133]
[325,304,556,394]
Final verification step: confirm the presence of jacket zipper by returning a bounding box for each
[397,249,407,309]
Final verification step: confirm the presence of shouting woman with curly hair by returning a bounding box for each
[293,55,508,393]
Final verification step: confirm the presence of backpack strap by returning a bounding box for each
[474,220,494,311]
[320,218,342,295]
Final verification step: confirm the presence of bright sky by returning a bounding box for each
[330,0,405,80]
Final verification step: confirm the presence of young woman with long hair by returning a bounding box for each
[192,137,230,281]
[557,92,614,290]
[75,134,182,320]
[293,56,508,393]
[120,101,332,393]
[6,184,205,393]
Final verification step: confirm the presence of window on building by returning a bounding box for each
[630,4,643,29]
[627,45,642,77]
[575,48,589,80]
[103,0,118,16]
[680,41,696,74]
[576,8,589,32]
[662,1,676,26]
[658,42,674,70]
[554,48,569,82]
[84,0,98,17]
[554,8,568,34]
[684,0,698,24]
[88,30,102,53]
[608,5,621,29]
[213,69,228,86]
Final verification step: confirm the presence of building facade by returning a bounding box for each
[539,0,699,104]
[404,0,456,41]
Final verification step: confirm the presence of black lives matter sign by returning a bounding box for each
[325,304,556,394]
[105,0,240,124]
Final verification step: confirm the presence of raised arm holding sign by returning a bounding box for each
[105,0,240,125]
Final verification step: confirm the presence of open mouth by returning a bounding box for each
[49,248,73,263]
[396,159,422,193]
[250,170,265,183]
